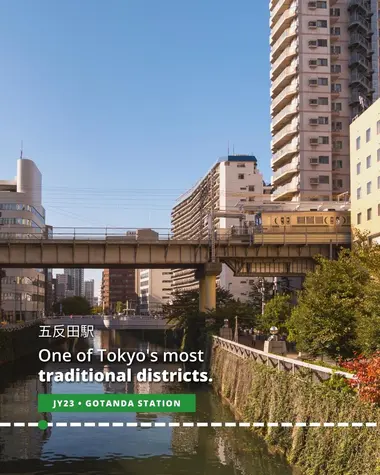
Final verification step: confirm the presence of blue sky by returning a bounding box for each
[0,0,271,295]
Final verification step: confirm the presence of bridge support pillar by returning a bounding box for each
[195,263,222,312]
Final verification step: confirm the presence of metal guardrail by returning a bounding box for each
[212,336,355,380]
[0,226,350,242]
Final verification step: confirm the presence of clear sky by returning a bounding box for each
[0,0,271,296]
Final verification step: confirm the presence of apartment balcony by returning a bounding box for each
[270,0,293,28]
[271,82,298,115]
[272,158,300,186]
[270,6,297,45]
[271,61,298,98]
[271,43,298,81]
[272,179,299,201]
[271,102,298,134]
[271,140,299,168]
[271,120,298,151]
[271,24,297,62]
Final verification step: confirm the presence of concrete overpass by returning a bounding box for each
[44,315,174,330]
[0,226,350,311]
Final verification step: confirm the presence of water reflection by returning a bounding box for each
[0,330,296,475]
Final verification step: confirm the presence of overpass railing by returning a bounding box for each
[212,336,355,381]
[0,225,350,242]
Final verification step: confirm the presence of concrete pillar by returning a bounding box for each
[199,277,206,313]
[196,263,222,313]
[204,274,217,311]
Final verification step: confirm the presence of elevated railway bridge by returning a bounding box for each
[0,216,351,311]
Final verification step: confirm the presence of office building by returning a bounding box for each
[101,269,137,313]
[137,269,173,313]
[270,0,377,202]
[350,97,380,243]
[84,279,95,306]
[64,268,84,297]
[171,155,271,300]
[0,158,48,321]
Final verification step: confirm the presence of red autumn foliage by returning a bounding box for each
[341,351,380,404]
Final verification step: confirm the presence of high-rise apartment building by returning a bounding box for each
[64,268,84,297]
[137,269,173,313]
[84,279,95,306]
[0,158,48,321]
[101,269,137,313]
[171,155,271,299]
[270,0,377,202]
[350,97,380,243]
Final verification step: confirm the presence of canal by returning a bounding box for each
[0,330,297,475]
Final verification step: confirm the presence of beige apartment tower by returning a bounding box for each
[270,0,376,202]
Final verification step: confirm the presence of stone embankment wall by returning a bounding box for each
[0,324,44,363]
[210,345,380,475]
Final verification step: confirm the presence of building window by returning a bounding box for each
[248,185,255,191]
[378,176,380,189]
[330,26,340,35]
[331,83,341,93]
[317,116,328,124]
[367,208,372,221]
[318,97,328,105]
[332,102,342,111]
[319,155,329,164]
[357,212,362,225]
[319,136,329,144]
[317,19,328,27]
[318,77,328,85]
[333,141,342,150]
[357,187,361,199]
[237,163,245,168]
[357,162,361,175]
[377,149,380,162]
[316,1,327,7]
[356,136,361,150]
[319,175,329,184]
[377,121,380,134]
[238,174,244,179]
[333,159,343,169]
[367,181,372,194]
[366,155,371,168]
[366,128,371,142]
[330,8,340,16]
[331,64,341,73]
[378,204,380,216]
[318,58,328,66]
[331,46,341,54]
[317,39,328,47]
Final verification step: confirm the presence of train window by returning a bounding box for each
[315,217,323,224]
[297,217,306,224]
[330,217,334,225]
[280,217,285,225]
[286,217,290,225]
[306,217,315,224]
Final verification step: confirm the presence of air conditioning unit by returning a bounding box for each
[309,79,318,86]
[309,40,318,48]
[310,157,319,165]
[308,1,317,8]
[309,59,318,67]
[308,21,317,28]
[310,138,319,145]
[309,99,318,106]
[310,177,319,185]
[309,118,319,125]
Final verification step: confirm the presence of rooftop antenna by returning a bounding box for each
[20,141,23,159]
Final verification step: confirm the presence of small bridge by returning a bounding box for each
[44,315,175,331]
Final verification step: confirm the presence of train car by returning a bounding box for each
[253,210,351,231]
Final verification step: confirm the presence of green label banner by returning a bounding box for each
[38,394,196,412]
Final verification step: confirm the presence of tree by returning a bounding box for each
[287,251,369,359]
[247,279,274,316]
[91,305,103,315]
[341,351,380,404]
[115,301,124,314]
[259,294,292,334]
[53,296,91,315]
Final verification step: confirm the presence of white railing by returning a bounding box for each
[271,61,298,97]
[212,336,354,380]
[271,82,298,112]
[271,43,298,80]
[271,5,297,43]
[270,23,297,61]
[271,102,298,130]
[272,158,299,181]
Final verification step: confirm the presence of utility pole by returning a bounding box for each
[260,278,265,316]
[234,316,238,342]
[37,274,40,320]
